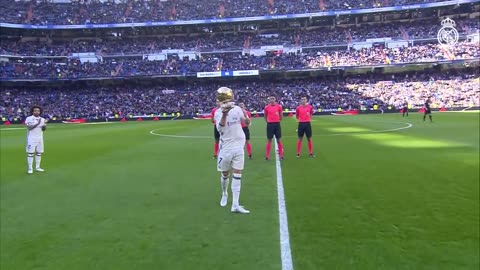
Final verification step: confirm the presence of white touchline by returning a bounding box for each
[0,122,120,131]
[274,139,294,270]
[0,127,25,131]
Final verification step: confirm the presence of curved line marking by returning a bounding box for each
[150,122,413,139]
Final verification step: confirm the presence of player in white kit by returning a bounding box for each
[214,87,251,214]
[25,106,47,174]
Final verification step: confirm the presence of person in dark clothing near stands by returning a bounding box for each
[402,100,409,117]
[423,97,433,122]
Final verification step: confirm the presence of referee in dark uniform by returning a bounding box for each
[423,97,433,122]
[402,101,409,117]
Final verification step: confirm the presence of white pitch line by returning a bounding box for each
[274,140,294,270]
[461,106,473,111]
[149,122,413,139]
[354,122,412,134]
[0,121,118,131]
[78,122,118,125]
[0,127,25,131]
[454,109,480,113]
[149,130,211,138]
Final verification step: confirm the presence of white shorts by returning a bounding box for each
[217,148,244,172]
[26,141,44,154]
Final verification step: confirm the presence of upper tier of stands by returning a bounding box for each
[1,18,479,56]
[0,0,451,25]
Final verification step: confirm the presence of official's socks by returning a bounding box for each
[266,142,272,159]
[214,142,219,156]
[246,143,252,156]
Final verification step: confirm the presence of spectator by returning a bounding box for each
[1,41,478,79]
[0,0,454,25]
[1,70,478,120]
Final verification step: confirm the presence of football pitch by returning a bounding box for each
[1,112,479,270]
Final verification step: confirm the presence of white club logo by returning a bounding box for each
[437,18,459,46]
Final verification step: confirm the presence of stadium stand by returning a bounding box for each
[0,0,451,25]
[0,0,479,122]
[1,18,479,55]
[1,70,478,120]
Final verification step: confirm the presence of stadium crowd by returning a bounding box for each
[1,71,478,120]
[0,0,448,25]
[1,42,478,79]
[1,18,479,56]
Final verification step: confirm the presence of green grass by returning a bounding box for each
[1,112,478,270]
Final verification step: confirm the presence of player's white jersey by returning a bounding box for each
[215,105,246,151]
[25,116,45,142]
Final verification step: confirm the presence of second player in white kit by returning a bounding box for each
[25,106,47,174]
[214,87,251,214]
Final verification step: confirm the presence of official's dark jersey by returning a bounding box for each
[425,101,431,110]
[424,100,432,114]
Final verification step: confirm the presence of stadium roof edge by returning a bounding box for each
[0,0,478,30]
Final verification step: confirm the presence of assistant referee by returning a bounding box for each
[295,96,315,158]
[264,96,284,160]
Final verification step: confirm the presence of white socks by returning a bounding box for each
[221,175,229,195]
[221,173,243,208]
[27,154,34,170]
[231,173,242,207]
[35,154,42,169]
